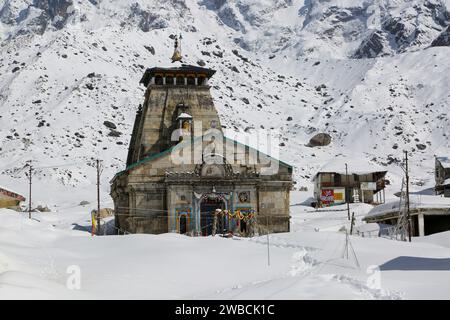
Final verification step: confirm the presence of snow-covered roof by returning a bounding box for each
[177,113,192,120]
[444,178,450,186]
[365,195,450,220]
[0,186,26,201]
[437,157,450,169]
[312,159,387,180]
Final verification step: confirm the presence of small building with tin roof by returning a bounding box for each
[364,195,450,237]
[435,156,450,197]
[312,160,388,207]
[0,186,25,210]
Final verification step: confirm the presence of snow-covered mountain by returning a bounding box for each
[0,0,449,206]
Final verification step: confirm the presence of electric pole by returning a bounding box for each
[96,159,102,236]
[345,163,350,220]
[405,151,412,242]
[350,212,355,235]
[28,162,32,219]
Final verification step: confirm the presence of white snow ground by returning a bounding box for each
[1,190,450,300]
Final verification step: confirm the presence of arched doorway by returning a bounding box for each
[200,195,226,236]
[178,214,188,235]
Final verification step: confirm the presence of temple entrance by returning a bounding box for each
[240,219,247,234]
[200,196,226,236]
[179,215,187,235]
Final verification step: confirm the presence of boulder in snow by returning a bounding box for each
[307,133,332,147]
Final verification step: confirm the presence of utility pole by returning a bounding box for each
[343,231,349,260]
[405,151,412,242]
[96,159,102,236]
[345,163,350,220]
[28,162,32,219]
[350,212,355,235]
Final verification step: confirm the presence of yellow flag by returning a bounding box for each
[91,212,97,235]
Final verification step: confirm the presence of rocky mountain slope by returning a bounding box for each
[0,0,449,206]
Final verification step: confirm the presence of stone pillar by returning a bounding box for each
[195,78,198,86]
[175,214,180,233]
[163,77,166,85]
[184,77,188,85]
[195,199,202,236]
[170,209,177,233]
[167,188,177,233]
[418,213,425,237]
[150,77,155,85]
[204,77,209,85]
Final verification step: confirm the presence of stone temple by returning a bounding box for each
[110,38,293,236]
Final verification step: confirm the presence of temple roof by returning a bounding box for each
[110,133,293,183]
[140,64,216,86]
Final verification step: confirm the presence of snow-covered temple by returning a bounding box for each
[110,37,293,236]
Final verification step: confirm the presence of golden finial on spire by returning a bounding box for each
[171,34,182,63]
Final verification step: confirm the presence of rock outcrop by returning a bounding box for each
[431,26,450,47]
[307,133,332,147]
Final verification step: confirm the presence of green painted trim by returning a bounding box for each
[111,133,294,182]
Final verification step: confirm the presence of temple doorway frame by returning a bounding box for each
[199,193,227,236]
[194,191,232,236]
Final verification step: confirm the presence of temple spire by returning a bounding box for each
[171,34,183,63]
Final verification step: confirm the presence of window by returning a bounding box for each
[166,76,174,85]
[198,76,206,85]
[321,173,332,183]
[154,75,163,85]
[187,76,195,85]
[176,76,184,85]
[334,174,342,185]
